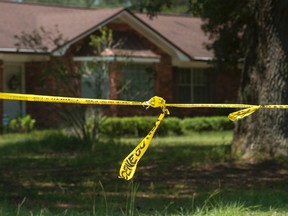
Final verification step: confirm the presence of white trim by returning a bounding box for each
[52,45,69,57]
[193,56,213,61]
[73,56,160,63]
[0,48,48,53]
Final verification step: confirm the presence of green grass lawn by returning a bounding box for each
[0,130,287,215]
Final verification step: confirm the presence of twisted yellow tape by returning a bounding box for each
[1,92,288,180]
[119,108,169,180]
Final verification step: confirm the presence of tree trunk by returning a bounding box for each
[232,0,288,158]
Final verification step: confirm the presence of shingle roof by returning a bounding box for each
[136,14,213,59]
[0,1,123,51]
[0,1,213,59]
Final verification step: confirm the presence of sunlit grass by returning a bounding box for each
[120,131,233,146]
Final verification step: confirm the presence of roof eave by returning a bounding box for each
[51,8,127,56]
[73,55,160,63]
[52,9,192,62]
[0,48,49,54]
[192,56,214,61]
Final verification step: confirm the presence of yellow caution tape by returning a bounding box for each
[119,109,168,180]
[0,92,144,106]
[1,92,288,180]
[228,106,261,121]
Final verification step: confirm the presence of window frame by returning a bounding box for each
[80,62,110,99]
[118,63,154,101]
[174,67,212,103]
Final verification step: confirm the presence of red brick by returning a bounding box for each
[0,61,3,125]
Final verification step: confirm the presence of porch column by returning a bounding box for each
[0,61,3,126]
[155,54,173,102]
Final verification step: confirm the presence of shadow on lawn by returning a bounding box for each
[0,131,288,213]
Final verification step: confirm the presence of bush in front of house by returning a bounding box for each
[100,116,164,137]
[100,116,234,137]
[181,116,234,132]
[8,114,36,133]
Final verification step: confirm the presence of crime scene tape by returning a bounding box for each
[1,92,288,180]
[119,108,169,180]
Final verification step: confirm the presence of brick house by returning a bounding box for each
[0,1,240,127]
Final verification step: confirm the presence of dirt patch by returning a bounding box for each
[137,160,288,195]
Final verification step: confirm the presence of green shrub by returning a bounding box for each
[181,116,234,132]
[100,116,233,138]
[160,117,183,135]
[8,114,36,133]
[100,116,160,137]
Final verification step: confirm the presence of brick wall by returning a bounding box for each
[109,62,119,116]
[215,69,241,103]
[25,61,82,128]
[0,60,3,126]
[25,62,56,128]
[154,53,173,102]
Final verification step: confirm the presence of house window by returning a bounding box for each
[81,62,109,99]
[118,64,154,101]
[174,68,211,103]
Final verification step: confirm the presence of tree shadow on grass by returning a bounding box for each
[0,132,288,213]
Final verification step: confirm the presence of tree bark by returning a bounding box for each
[232,0,288,158]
